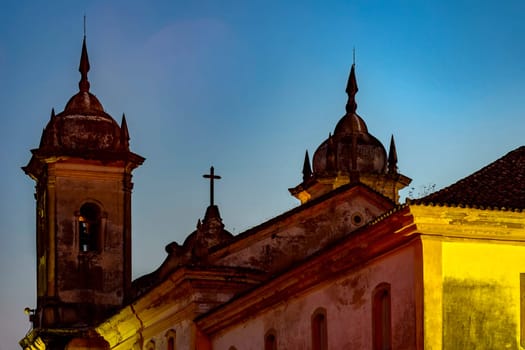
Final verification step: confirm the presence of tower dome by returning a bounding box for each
[289,64,411,204]
[37,37,127,156]
[312,64,387,176]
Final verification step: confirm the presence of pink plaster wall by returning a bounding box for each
[211,242,419,349]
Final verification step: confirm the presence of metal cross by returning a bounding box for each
[203,166,221,206]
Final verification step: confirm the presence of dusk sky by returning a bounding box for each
[2,1,525,348]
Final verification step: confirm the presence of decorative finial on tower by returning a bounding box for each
[302,150,312,181]
[120,114,130,149]
[345,63,358,114]
[203,166,221,206]
[50,108,56,119]
[387,134,398,174]
[78,28,91,92]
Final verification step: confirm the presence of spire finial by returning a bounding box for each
[302,150,312,181]
[203,166,221,206]
[388,134,398,174]
[120,114,130,149]
[78,30,91,92]
[352,46,356,66]
[345,63,358,114]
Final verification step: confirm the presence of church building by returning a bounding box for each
[20,37,525,350]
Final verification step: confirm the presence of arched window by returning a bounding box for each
[145,340,155,350]
[373,283,392,350]
[78,202,101,252]
[265,329,277,350]
[312,308,327,350]
[165,329,176,350]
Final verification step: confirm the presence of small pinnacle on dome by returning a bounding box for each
[78,36,91,92]
[50,108,56,119]
[302,150,312,181]
[388,134,398,174]
[120,114,130,149]
[345,64,358,114]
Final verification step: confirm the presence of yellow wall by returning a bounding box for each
[412,204,525,350]
[442,241,525,349]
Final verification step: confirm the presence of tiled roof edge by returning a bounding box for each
[407,199,525,212]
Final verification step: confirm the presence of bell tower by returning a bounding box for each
[22,36,144,338]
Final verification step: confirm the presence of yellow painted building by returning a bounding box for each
[20,37,525,350]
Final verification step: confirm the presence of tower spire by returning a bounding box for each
[388,134,398,174]
[345,64,358,114]
[120,114,130,149]
[78,35,91,92]
[302,150,312,181]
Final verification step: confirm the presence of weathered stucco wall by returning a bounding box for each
[54,164,127,305]
[214,187,392,276]
[97,267,264,350]
[411,205,525,350]
[211,241,419,350]
[442,242,525,350]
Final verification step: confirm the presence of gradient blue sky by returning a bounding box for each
[2,1,525,348]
